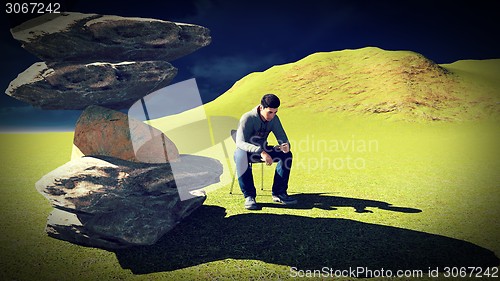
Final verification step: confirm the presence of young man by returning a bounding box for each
[234,94,297,210]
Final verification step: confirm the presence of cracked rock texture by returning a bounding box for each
[6,61,177,110]
[11,12,211,63]
[36,155,222,249]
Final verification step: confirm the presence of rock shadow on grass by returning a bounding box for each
[114,205,498,276]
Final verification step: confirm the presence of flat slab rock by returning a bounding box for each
[11,12,211,63]
[36,155,222,249]
[6,61,177,110]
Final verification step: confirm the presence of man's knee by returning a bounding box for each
[234,148,251,176]
[234,148,248,162]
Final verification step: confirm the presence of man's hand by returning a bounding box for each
[280,143,290,153]
[260,151,273,165]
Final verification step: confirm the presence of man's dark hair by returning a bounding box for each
[261,94,280,108]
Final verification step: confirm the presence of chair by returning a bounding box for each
[230,129,265,194]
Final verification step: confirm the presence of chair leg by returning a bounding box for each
[230,167,237,194]
[231,162,264,193]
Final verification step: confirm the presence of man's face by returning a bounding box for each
[260,106,278,121]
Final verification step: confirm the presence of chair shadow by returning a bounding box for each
[114,205,499,275]
[259,193,423,213]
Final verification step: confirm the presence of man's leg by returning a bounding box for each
[267,148,293,196]
[234,148,256,198]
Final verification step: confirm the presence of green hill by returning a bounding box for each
[205,47,500,122]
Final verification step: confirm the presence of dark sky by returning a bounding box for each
[1,0,499,131]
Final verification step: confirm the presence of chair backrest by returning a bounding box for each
[230,129,237,143]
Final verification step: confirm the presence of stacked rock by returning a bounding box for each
[5,12,222,249]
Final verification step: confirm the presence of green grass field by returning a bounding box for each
[0,116,498,280]
[1,48,499,280]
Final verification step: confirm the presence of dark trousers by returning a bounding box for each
[234,146,293,198]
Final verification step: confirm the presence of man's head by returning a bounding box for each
[259,94,280,122]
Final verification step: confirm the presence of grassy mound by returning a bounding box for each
[206,47,499,122]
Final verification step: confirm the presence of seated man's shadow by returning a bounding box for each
[114,195,498,275]
[259,193,422,213]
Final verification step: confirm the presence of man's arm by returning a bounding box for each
[236,114,263,153]
[271,115,290,150]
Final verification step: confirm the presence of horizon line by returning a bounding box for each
[0,127,75,134]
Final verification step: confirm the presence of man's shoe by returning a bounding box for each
[244,196,261,210]
[272,193,298,205]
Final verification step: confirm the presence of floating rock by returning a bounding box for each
[36,155,222,249]
[6,60,177,110]
[72,105,179,163]
[11,12,211,63]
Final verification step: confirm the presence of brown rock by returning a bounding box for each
[73,105,179,163]
[6,61,177,110]
[10,12,211,63]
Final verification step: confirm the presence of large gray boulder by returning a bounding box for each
[5,61,177,110]
[36,155,222,249]
[10,12,211,63]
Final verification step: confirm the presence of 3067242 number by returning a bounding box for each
[5,2,61,14]
[443,267,499,278]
